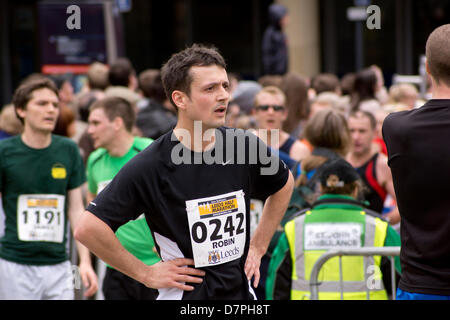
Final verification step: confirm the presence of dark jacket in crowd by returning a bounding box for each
[136,98,177,140]
[262,4,289,76]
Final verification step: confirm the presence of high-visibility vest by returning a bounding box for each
[284,207,389,300]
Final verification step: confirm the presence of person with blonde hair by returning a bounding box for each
[253,86,310,163]
[388,83,419,110]
[87,62,109,91]
[0,105,23,139]
[309,92,341,118]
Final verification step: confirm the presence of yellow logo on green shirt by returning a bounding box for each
[51,163,67,179]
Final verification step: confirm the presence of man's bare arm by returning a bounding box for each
[290,140,311,162]
[244,171,294,287]
[67,186,98,297]
[377,154,401,224]
[74,211,205,291]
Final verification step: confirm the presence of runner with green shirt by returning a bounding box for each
[0,77,98,299]
[86,96,160,299]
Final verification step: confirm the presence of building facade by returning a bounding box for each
[1,0,449,107]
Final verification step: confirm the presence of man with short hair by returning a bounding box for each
[86,96,159,300]
[86,62,109,91]
[0,77,97,299]
[253,86,310,163]
[383,24,450,300]
[346,110,400,225]
[75,44,294,300]
[311,73,341,96]
[104,58,141,105]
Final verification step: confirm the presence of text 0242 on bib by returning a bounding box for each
[186,190,246,268]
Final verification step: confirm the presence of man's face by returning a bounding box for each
[254,92,287,131]
[17,88,59,133]
[348,115,375,156]
[87,108,117,149]
[280,14,290,29]
[59,80,74,104]
[182,65,230,130]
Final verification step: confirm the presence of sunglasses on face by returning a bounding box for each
[256,105,285,112]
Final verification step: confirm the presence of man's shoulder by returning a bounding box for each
[0,136,20,163]
[382,110,413,140]
[384,110,411,126]
[384,101,445,126]
[51,134,79,149]
[132,132,170,164]
[87,148,108,168]
[0,135,20,149]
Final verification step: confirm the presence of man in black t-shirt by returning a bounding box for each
[75,45,294,300]
[383,24,450,300]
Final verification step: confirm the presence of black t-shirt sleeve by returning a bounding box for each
[86,157,146,232]
[382,111,408,167]
[247,132,290,200]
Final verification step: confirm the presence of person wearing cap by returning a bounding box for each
[266,158,401,300]
[230,80,262,116]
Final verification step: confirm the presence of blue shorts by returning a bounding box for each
[397,288,450,300]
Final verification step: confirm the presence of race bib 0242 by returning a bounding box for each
[17,194,65,243]
[186,190,246,268]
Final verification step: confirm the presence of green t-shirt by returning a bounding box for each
[0,135,86,265]
[87,136,160,267]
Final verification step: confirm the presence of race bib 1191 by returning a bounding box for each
[17,194,65,243]
[186,190,246,268]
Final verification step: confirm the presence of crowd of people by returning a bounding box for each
[0,23,448,301]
